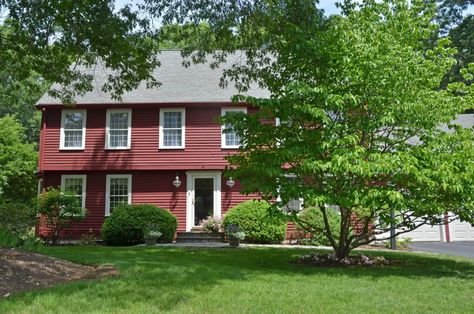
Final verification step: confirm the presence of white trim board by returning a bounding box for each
[185,171,222,232]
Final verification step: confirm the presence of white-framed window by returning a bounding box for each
[221,107,247,148]
[61,174,87,209]
[105,174,132,216]
[159,108,185,149]
[60,109,86,150]
[105,109,131,149]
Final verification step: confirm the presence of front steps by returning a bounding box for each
[176,227,225,243]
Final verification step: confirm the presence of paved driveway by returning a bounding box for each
[410,242,474,258]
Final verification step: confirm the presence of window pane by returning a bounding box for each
[64,130,83,147]
[163,112,181,128]
[225,129,241,147]
[109,177,129,212]
[64,178,83,196]
[110,112,129,129]
[109,196,128,211]
[109,130,128,147]
[163,129,182,147]
[64,112,83,129]
[285,199,301,212]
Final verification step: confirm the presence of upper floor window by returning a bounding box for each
[60,109,86,150]
[221,107,247,148]
[159,108,185,149]
[61,174,87,209]
[105,174,131,216]
[106,109,131,149]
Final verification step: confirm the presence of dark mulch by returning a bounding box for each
[294,252,400,267]
[0,248,117,298]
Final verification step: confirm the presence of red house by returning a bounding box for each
[36,50,295,239]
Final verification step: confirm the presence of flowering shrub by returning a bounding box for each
[201,216,223,233]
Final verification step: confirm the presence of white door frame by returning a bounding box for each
[186,171,222,232]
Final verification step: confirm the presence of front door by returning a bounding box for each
[186,171,222,231]
[194,178,214,226]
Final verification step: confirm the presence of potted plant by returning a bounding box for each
[201,216,223,233]
[144,224,162,246]
[225,224,245,247]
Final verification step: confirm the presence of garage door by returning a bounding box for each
[399,224,443,242]
[449,220,474,241]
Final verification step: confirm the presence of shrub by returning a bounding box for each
[0,228,43,251]
[295,207,341,246]
[37,187,86,245]
[0,200,37,236]
[101,204,177,245]
[223,200,287,244]
[201,216,223,233]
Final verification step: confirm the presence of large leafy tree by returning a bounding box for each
[151,0,474,258]
[0,0,160,103]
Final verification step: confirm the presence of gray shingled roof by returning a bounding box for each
[37,50,270,105]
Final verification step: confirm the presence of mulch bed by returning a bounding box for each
[294,252,400,267]
[0,248,117,298]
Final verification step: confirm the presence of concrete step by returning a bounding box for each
[176,232,225,243]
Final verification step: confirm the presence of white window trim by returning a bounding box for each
[159,108,186,149]
[105,109,132,150]
[221,107,247,149]
[105,174,132,216]
[60,109,86,150]
[61,174,87,209]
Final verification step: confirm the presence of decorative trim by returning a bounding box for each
[185,171,222,232]
[159,108,186,149]
[221,107,247,149]
[60,109,87,150]
[105,108,132,150]
[105,174,132,216]
[60,174,87,209]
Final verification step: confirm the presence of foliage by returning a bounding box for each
[144,224,162,240]
[0,116,38,203]
[225,224,246,240]
[37,187,86,245]
[385,237,413,249]
[0,201,37,236]
[0,228,43,251]
[151,0,474,258]
[200,216,223,233]
[101,204,177,245]
[223,200,287,244]
[295,207,342,246]
[0,1,160,103]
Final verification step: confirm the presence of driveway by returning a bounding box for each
[409,242,474,259]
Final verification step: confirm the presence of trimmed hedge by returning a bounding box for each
[223,200,287,244]
[295,207,341,246]
[101,204,177,245]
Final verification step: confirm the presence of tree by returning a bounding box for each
[0,116,38,202]
[0,1,160,103]
[151,0,474,259]
[37,187,86,245]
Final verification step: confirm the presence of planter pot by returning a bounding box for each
[144,238,157,246]
[229,238,240,247]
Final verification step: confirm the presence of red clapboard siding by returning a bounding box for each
[40,105,260,171]
[39,170,258,238]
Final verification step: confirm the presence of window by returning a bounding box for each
[61,175,87,209]
[277,174,303,213]
[60,109,86,149]
[106,109,131,149]
[221,107,247,148]
[105,174,131,216]
[159,108,185,149]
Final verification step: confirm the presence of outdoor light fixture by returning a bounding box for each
[226,177,235,188]
[173,176,182,188]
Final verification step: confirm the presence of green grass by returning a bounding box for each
[1,246,473,313]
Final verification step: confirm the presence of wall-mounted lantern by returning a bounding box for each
[226,177,235,188]
[173,176,182,188]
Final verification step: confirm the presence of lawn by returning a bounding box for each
[1,246,473,313]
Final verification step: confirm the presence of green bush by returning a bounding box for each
[223,200,287,244]
[0,228,43,251]
[0,201,37,235]
[101,204,178,245]
[295,207,341,246]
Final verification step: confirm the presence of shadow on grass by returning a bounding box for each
[2,246,473,312]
